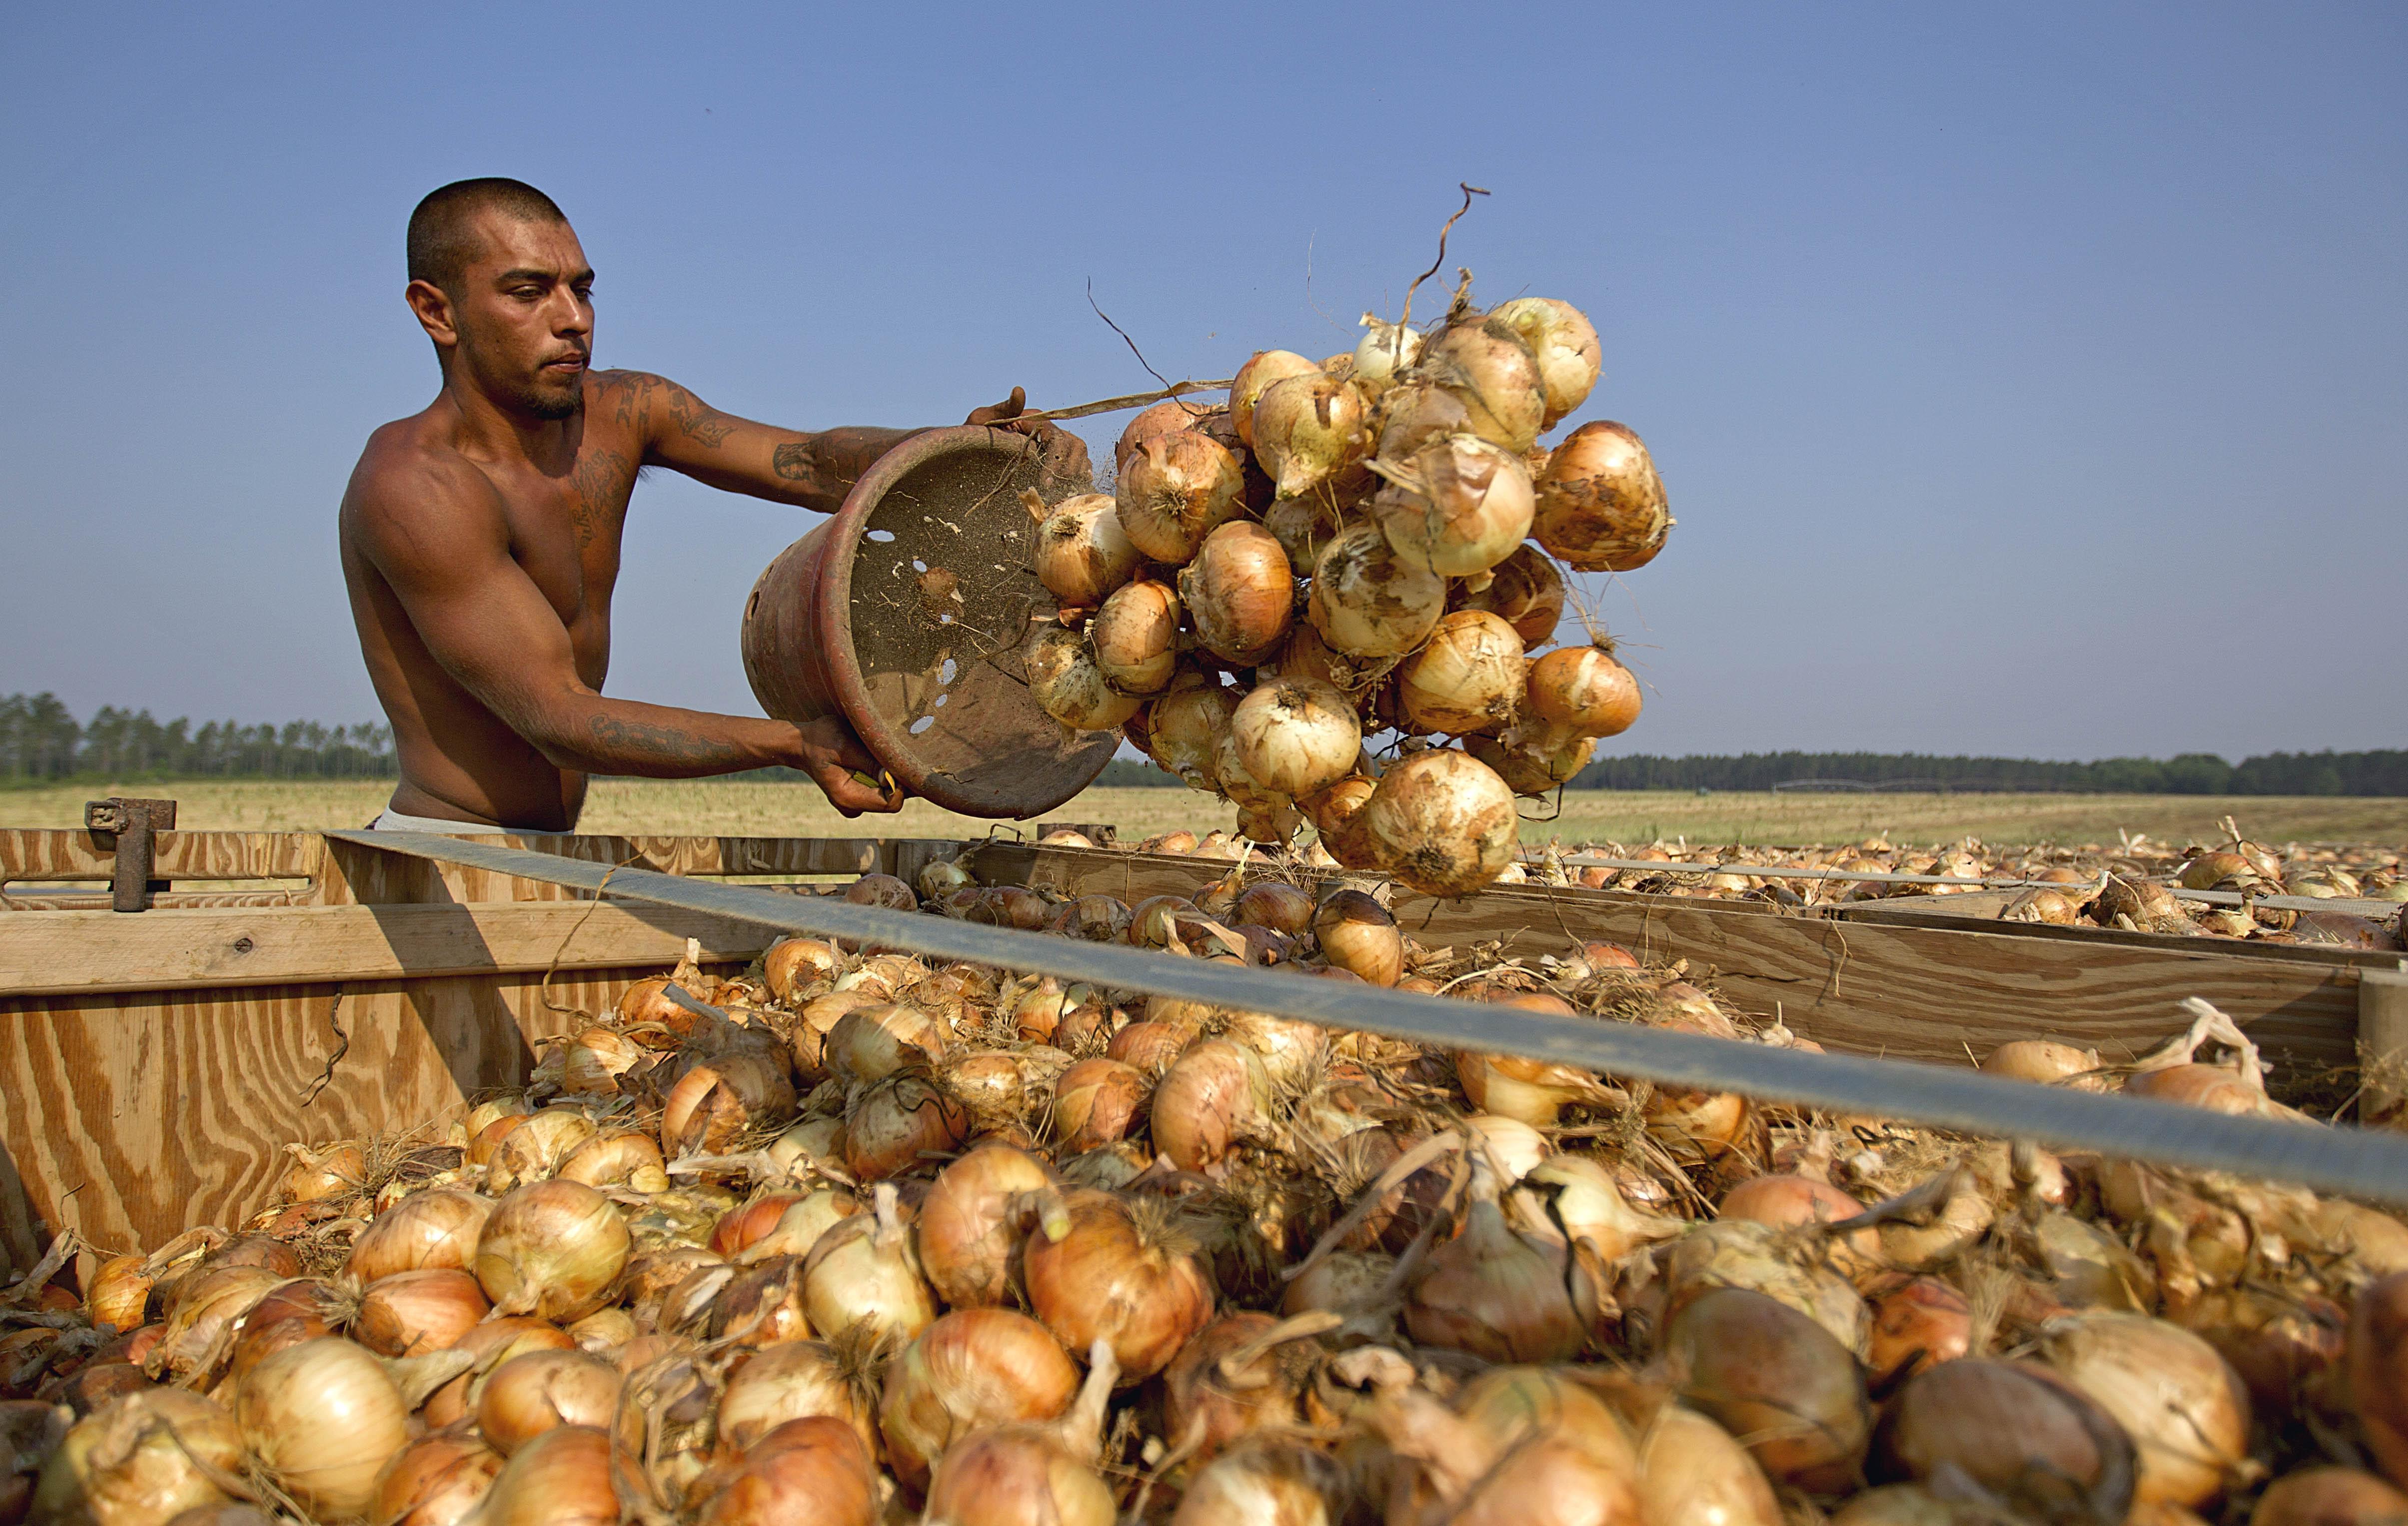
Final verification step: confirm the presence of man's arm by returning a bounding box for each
[595,371,1089,513]
[348,456,903,813]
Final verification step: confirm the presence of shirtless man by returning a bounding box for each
[340,177,1083,831]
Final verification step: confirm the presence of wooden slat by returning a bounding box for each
[966,843,2365,1073]
[0,902,781,997]
[0,829,324,882]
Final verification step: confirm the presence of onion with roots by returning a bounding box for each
[1453,544,1567,648]
[1053,1059,1152,1152]
[1352,314,1425,397]
[1354,749,1520,897]
[1152,1040,1273,1173]
[918,1147,1069,1310]
[1308,525,1446,659]
[1416,317,1547,454]
[1032,494,1140,608]
[878,1309,1082,1489]
[1144,673,1239,791]
[1090,580,1181,695]
[1117,430,1247,564]
[1251,372,1369,499]
[1533,420,1671,572]
[1491,297,1602,429]
[1180,521,1293,665]
[1230,678,1360,800]
[1229,350,1324,447]
[1398,611,1526,736]
[1371,433,1537,577]
[1025,627,1142,733]
[1527,644,1642,738]
[1024,1191,1214,1385]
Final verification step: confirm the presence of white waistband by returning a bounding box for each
[368,806,497,834]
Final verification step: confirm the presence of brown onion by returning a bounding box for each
[81,1257,153,1335]
[1162,1313,1327,1465]
[1406,1191,1587,1364]
[661,1049,797,1157]
[1025,1191,1213,1385]
[1522,1155,1685,1264]
[1229,351,1323,446]
[421,1319,576,1429]
[1031,493,1140,608]
[2252,1468,2408,1526]
[878,1309,1081,1489]
[1312,889,1402,986]
[1417,317,1546,454]
[1118,400,1212,472]
[349,1190,494,1286]
[476,1349,621,1455]
[1053,1058,1151,1153]
[1665,1287,1870,1493]
[484,1109,597,1194]
[280,1141,366,1203]
[555,1130,667,1193]
[716,1341,879,1460]
[1354,749,1520,897]
[1230,678,1359,801]
[1144,672,1241,791]
[475,1180,630,1324]
[1091,579,1181,695]
[1533,421,1670,572]
[1454,543,1566,650]
[1491,298,1602,429]
[695,1417,877,1526]
[1371,434,1537,577]
[1181,521,1293,666]
[235,1338,410,1518]
[1865,1277,1972,1386]
[143,1265,282,1382]
[1980,1039,2103,1085]
[1718,1174,1882,1284]
[802,1184,935,1346]
[825,1003,950,1086]
[1152,1040,1271,1173]
[1527,645,1641,738]
[1308,524,1445,658]
[1170,1436,1346,1526]
[1875,1358,2134,1524]
[919,1146,1067,1310]
[843,1070,968,1181]
[1465,725,1596,797]
[1117,430,1246,564]
[471,1425,621,1526]
[1398,611,1526,736]
[354,1268,489,1357]
[371,1428,505,1526]
[763,936,841,1000]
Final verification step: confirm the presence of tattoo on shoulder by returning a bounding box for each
[667,384,737,447]
[771,442,822,490]
[596,371,660,429]
[588,713,748,768]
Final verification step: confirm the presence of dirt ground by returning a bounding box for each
[4,779,2401,849]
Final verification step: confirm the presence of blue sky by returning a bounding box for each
[2,2,2401,763]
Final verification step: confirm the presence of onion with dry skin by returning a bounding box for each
[30,1389,245,1526]
[1406,1188,1588,1364]
[801,1185,935,1346]
[696,1418,878,1526]
[1371,434,1537,578]
[1308,525,1446,659]
[1229,351,1323,447]
[354,1268,489,1357]
[371,1429,505,1526]
[1181,521,1293,666]
[1453,544,1566,649]
[1527,645,1642,738]
[1465,726,1596,798]
[1311,889,1402,986]
[1053,1058,1151,1153]
[1398,611,1526,736]
[1354,749,1520,897]
[1865,1277,1972,1385]
[2035,1314,2251,1507]
[878,1309,1081,1489]
[1875,1358,2135,1525]
[1533,421,1670,572]
[1665,1287,1871,1494]
[2252,1468,2408,1526]
[1025,627,1141,733]
[347,1188,492,1284]
[1144,673,1240,792]
[1353,315,1424,397]
[1252,371,1369,501]
[1032,494,1140,608]
[470,1425,621,1526]
[918,1341,1120,1526]
[843,1070,967,1181]
[1117,430,1246,564]
[1638,1401,1782,1526]
[1151,1040,1271,1174]
[763,937,840,1001]
[1417,317,1547,454]
[1090,580,1182,695]
[475,1180,631,1324]
[1490,298,1601,429]
[919,1146,1067,1310]
[715,1340,881,1461]
[1229,678,1359,801]
[235,1338,411,1519]
[477,1349,622,1455]
[1024,1191,1213,1385]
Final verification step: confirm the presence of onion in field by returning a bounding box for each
[1352,314,1424,397]
[236,1338,410,1519]
[1417,317,1547,454]
[1090,580,1181,695]
[1032,494,1139,608]
[1180,522,1293,666]
[1354,749,1520,897]
[1527,645,1642,737]
[1251,372,1369,499]
[1229,350,1323,446]
[1491,297,1601,429]
[1117,430,1247,564]
[1397,611,1526,736]
[1308,525,1446,658]
[1454,544,1566,648]
[1230,678,1360,800]
[1533,421,1671,572]
[1145,673,1239,791]
[1025,626,1141,733]
[1370,434,1536,577]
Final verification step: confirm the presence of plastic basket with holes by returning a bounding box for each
[741,425,1117,817]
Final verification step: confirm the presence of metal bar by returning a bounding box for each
[329,830,2408,1205]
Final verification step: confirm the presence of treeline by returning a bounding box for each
[0,694,397,781]
[1568,750,2408,796]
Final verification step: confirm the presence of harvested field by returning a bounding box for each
[2,777,2402,848]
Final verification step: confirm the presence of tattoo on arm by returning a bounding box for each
[771,442,823,492]
[666,383,737,447]
[588,713,750,768]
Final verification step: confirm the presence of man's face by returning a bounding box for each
[428,212,595,421]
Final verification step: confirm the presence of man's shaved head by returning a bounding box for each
[407,178,569,296]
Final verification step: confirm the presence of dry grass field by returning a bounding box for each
[4,778,2402,850]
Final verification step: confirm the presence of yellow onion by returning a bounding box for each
[2037,1314,2251,1507]
[1152,1040,1271,1173]
[1053,1058,1151,1153]
[420,1319,576,1429]
[1229,350,1323,447]
[1416,317,1546,454]
[1370,1383,1634,1526]
[566,1307,635,1353]
[1261,496,1338,570]
[1354,749,1520,897]
[1875,1358,2134,1523]
[81,1257,154,1335]
[802,1184,936,1346]
[1107,1021,1191,1077]
[1522,1155,1685,1263]
[1251,372,1369,498]
[1118,399,1213,472]
[715,1340,880,1460]
[1662,1219,1868,1355]
[1465,725,1596,797]
[556,1130,667,1193]
[1398,611,1525,736]
[695,1417,878,1526]
[1160,1312,1334,1465]
[30,1389,242,1526]
[1717,1175,1882,1284]
[1375,380,1478,462]
[1090,579,1181,695]
[371,1429,505,1526]
[919,1147,1070,1310]
[1457,1043,1616,1129]
[1405,1191,1587,1364]
[1491,297,1601,429]
[763,936,841,1000]
[917,1345,1119,1526]
[1025,1191,1213,1384]
[1233,881,1312,935]
[1636,1399,1780,1526]
[557,1028,642,1097]
[471,1425,622,1526]
[476,1349,621,1455]
[345,1187,493,1285]
[1180,521,1293,666]
[475,1180,630,1324]
[235,1338,410,1518]
[1220,1009,1324,1092]
[1533,421,1670,572]
[2352,1272,2408,1493]
[280,1141,366,1203]
[1145,673,1240,791]
[1980,1039,2103,1085]
[843,1070,968,1181]
[1371,434,1536,577]
[1310,889,1401,986]
[1865,1277,1972,1386]
[354,1268,489,1357]
[825,1004,951,1086]
[2126,1063,2266,1115]
[661,1049,798,1157]
[485,1108,597,1194]
[878,1309,1081,1488]
[1032,493,1140,608]
[1352,314,1424,397]
[1302,776,1382,870]
[1214,732,1302,845]
[1308,525,1445,658]
[735,1192,859,1268]
[1527,645,1642,738]
[1025,626,1142,733]
[1171,1436,1345,1526]
[1453,544,1566,649]
[1116,430,1247,564]
[143,1264,282,1382]
[2252,1468,2408,1526]
[1229,678,1359,800]
[1665,1287,1871,1493]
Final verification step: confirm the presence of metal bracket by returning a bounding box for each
[83,797,178,912]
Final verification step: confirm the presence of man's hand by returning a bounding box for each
[967,388,1093,481]
[795,716,908,817]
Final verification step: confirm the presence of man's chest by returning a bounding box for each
[497,435,641,625]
